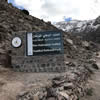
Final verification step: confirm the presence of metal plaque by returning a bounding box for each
[26,31,64,56]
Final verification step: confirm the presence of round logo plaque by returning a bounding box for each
[12,37,22,48]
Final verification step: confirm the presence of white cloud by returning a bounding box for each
[14,0,100,22]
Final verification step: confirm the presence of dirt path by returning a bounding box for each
[82,57,100,100]
[0,67,65,100]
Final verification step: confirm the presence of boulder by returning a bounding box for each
[21,9,29,15]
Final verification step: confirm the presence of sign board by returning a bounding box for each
[26,31,64,56]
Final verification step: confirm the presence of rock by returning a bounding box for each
[65,61,70,65]
[92,63,99,70]
[18,19,24,23]
[47,21,52,25]
[57,91,70,100]
[52,79,66,87]
[21,9,29,15]
[96,52,100,58]
[82,41,89,47]
[66,39,73,45]
[63,83,74,90]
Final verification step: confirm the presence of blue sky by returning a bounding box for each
[8,0,24,9]
[64,17,72,22]
[8,0,100,22]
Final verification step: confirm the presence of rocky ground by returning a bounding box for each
[0,0,100,100]
[82,52,100,100]
[0,46,99,100]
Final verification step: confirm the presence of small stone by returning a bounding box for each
[66,39,73,45]
[57,91,70,100]
[96,52,100,58]
[65,61,70,65]
[82,41,89,47]
[63,83,74,90]
[92,63,99,70]
[18,19,24,23]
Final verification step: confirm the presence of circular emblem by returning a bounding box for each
[12,37,22,48]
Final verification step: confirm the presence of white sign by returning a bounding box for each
[27,33,33,56]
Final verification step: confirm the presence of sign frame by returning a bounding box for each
[26,31,64,56]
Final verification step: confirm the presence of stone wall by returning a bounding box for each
[12,55,65,72]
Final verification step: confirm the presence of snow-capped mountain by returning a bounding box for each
[55,20,89,32]
[54,16,100,43]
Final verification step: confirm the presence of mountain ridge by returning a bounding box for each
[54,16,100,43]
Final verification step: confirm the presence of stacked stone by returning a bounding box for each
[12,55,66,73]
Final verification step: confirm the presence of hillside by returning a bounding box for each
[0,1,59,52]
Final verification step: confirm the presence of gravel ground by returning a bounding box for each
[82,56,100,100]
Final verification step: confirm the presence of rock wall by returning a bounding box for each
[12,55,65,72]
